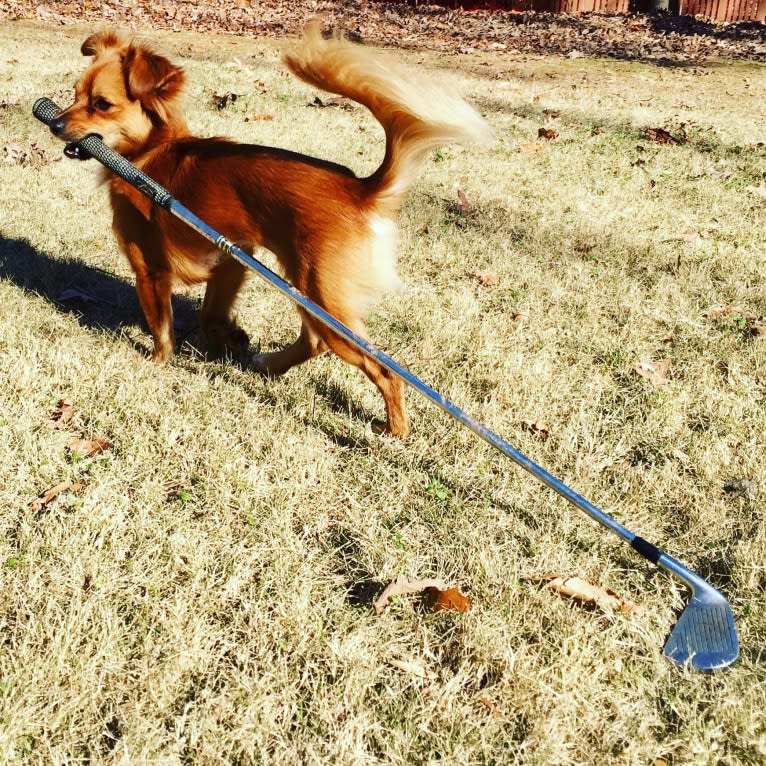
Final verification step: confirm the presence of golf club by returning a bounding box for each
[33,96,739,672]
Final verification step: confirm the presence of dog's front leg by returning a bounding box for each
[133,269,175,362]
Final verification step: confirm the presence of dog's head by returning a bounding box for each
[50,31,186,159]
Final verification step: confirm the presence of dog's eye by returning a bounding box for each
[93,98,112,112]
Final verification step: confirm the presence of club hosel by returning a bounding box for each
[655,551,721,599]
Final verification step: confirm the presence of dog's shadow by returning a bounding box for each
[0,233,374,412]
[0,234,200,354]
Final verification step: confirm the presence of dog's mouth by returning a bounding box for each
[63,142,92,161]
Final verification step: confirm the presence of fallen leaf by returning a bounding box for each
[424,586,472,613]
[48,399,74,429]
[519,142,545,153]
[524,419,551,439]
[211,91,239,109]
[309,95,355,110]
[591,126,606,135]
[542,108,561,118]
[67,438,111,458]
[538,127,558,140]
[646,127,684,145]
[30,479,83,513]
[676,229,703,246]
[537,574,639,614]
[2,140,51,167]
[472,269,498,287]
[58,287,101,305]
[389,658,437,680]
[3,141,25,163]
[634,359,671,386]
[479,696,504,718]
[373,575,447,615]
[512,311,530,324]
[703,304,733,319]
[455,189,473,215]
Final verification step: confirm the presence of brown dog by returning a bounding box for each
[49,24,491,437]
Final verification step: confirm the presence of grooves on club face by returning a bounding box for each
[664,596,739,672]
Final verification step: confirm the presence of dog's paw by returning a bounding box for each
[371,419,409,439]
[249,351,271,376]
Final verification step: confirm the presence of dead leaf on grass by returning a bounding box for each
[512,311,530,325]
[310,95,355,110]
[58,287,102,305]
[472,269,499,287]
[48,399,74,429]
[3,140,52,167]
[675,229,704,247]
[634,359,671,386]
[389,658,437,680]
[30,479,83,513]
[373,575,472,615]
[455,189,473,215]
[211,91,239,109]
[538,127,558,140]
[479,696,504,718]
[374,575,447,614]
[542,108,561,119]
[524,419,551,439]
[424,586,472,613]
[537,574,639,614]
[703,304,734,319]
[646,127,684,145]
[67,438,111,458]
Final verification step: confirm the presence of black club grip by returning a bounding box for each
[32,96,63,125]
[32,96,174,209]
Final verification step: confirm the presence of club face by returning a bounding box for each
[663,594,739,672]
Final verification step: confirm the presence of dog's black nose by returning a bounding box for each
[49,118,66,136]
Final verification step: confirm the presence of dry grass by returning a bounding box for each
[1,19,766,765]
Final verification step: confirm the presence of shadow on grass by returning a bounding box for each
[0,233,200,355]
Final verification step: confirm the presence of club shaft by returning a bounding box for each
[31,97,707,590]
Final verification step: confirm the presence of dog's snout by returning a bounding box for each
[49,117,66,136]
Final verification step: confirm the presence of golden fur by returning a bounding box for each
[50,24,491,437]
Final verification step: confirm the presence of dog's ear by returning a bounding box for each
[81,31,125,57]
[123,45,185,119]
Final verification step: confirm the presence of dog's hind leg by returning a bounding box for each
[314,319,409,439]
[200,257,250,358]
[250,311,329,375]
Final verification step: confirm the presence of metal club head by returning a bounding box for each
[663,588,739,672]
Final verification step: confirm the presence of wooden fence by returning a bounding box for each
[406,0,766,22]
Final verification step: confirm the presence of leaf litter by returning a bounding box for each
[30,479,83,514]
[374,575,472,615]
[534,574,640,614]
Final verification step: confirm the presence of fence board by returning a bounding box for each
[391,0,764,21]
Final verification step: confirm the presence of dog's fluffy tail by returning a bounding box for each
[283,23,493,215]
